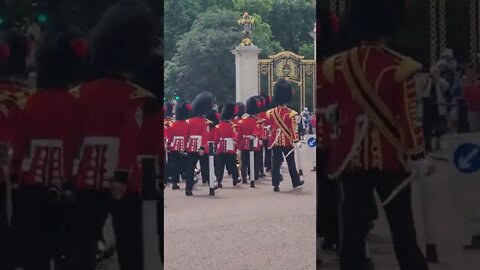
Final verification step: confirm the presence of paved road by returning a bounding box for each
[320,152,480,270]
[164,145,317,270]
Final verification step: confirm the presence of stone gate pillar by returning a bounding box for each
[231,45,262,103]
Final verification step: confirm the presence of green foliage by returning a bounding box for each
[299,43,314,59]
[265,0,315,52]
[165,9,242,103]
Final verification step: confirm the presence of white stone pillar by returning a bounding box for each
[310,23,316,61]
[231,45,262,103]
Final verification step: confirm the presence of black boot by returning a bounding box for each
[185,190,193,196]
[233,178,240,186]
[217,182,223,188]
[273,186,280,192]
[172,183,180,190]
[293,180,305,188]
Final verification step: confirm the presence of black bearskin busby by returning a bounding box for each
[217,104,225,119]
[246,96,262,115]
[347,0,407,41]
[273,79,293,105]
[236,102,245,117]
[192,91,214,116]
[0,29,29,78]
[164,102,174,118]
[318,6,339,57]
[175,102,191,121]
[35,22,87,89]
[130,53,162,115]
[89,0,156,73]
[221,102,236,121]
[205,109,220,126]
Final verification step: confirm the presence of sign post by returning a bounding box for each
[444,133,480,249]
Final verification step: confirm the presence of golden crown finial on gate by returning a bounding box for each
[238,11,255,46]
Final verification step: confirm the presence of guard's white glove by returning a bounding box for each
[296,141,303,149]
[412,159,428,177]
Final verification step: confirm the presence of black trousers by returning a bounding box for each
[257,147,264,176]
[215,153,239,183]
[65,190,111,270]
[186,153,209,190]
[263,141,272,171]
[318,176,338,244]
[13,186,66,270]
[271,146,301,187]
[240,150,260,180]
[199,155,209,182]
[111,193,142,270]
[167,152,185,184]
[0,185,13,270]
[340,170,428,270]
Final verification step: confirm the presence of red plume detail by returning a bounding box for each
[268,96,272,103]
[0,43,11,63]
[234,105,239,115]
[70,38,88,59]
[163,105,167,112]
[262,99,266,107]
[256,101,262,109]
[329,13,339,34]
[215,112,220,120]
[186,104,192,111]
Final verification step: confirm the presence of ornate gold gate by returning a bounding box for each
[258,51,315,112]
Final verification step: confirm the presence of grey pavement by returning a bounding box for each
[164,145,317,270]
[320,149,480,270]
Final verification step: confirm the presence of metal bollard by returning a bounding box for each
[250,138,255,188]
[208,142,215,196]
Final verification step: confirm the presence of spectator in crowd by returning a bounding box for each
[462,64,480,131]
[421,66,450,151]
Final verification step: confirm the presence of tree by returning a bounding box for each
[266,0,315,53]
[165,9,281,104]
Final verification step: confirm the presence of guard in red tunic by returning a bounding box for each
[9,22,86,270]
[317,1,429,269]
[166,102,190,190]
[214,103,240,187]
[266,79,304,192]
[185,92,213,196]
[236,96,263,183]
[259,94,273,173]
[64,1,157,269]
[0,27,33,270]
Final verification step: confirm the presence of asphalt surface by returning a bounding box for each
[164,144,317,270]
[319,148,480,270]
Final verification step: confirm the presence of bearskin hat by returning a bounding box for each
[347,0,408,41]
[89,0,156,73]
[318,7,339,57]
[164,102,174,118]
[175,102,191,121]
[221,102,236,121]
[217,104,225,119]
[0,29,30,78]
[259,93,273,111]
[131,53,162,98]
[205,109,220,126]
[236,102,245,117]
[35,22,87,89]
[246,96,262,115]
[273,79,294,105]
[192,91,214,116]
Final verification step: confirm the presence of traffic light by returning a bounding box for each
[0,16,4,26]
[175,96,179,101]
[37,13,48,24]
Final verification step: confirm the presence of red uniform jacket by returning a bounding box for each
[0,81,26,143]
[129,109,162,193]
[257,111,270,140]
[266,106,299,148]
[10,89,81,187]
[214,121,236,154]
[167,120,189,152]
[0,96,15,185]
[186,116,209,153]
[206,125,218,154]
[318,43,424,173]
[70,77,151,190]
[236,116,262,151]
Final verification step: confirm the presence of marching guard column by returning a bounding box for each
[231,46,262,103]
